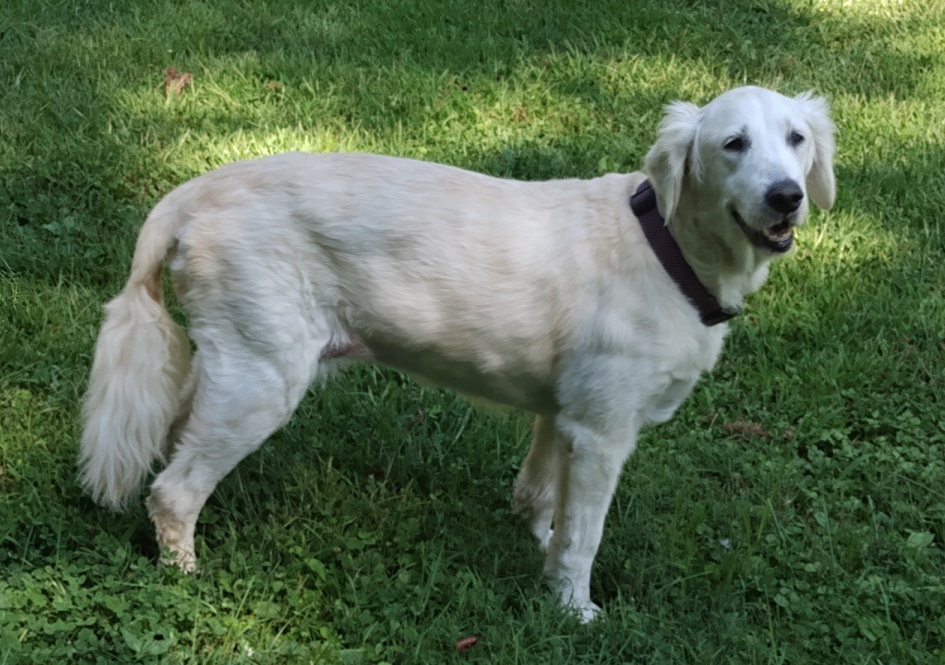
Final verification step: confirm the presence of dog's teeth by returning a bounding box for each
[766,225,792,241]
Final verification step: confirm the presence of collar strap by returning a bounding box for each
[630,179,739,326]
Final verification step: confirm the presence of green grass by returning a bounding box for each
[2,0,944,662]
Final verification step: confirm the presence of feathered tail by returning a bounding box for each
[78,200,192,510]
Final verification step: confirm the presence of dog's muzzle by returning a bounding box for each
[733,179,804,253]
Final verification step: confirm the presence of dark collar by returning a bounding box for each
[630,179,739,326]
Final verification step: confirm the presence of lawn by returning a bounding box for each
[1,0,944,662]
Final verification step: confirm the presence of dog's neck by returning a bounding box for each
[632,180,737,326]
[667,193,774,312]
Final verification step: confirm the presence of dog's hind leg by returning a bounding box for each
[146,314,326,570]
[161,351,201,462]
[513,416,561,552]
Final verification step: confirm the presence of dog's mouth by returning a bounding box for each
[732,210,795,253]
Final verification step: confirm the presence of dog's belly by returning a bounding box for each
[336,283,570,416]
[359,335,560,415]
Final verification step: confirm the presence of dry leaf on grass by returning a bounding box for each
[456,636,479,651]
[724,418,770,441]
[163,66,193,97]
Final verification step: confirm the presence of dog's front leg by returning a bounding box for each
[543,416,637,623]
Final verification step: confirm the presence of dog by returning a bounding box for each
[79,86,835,622]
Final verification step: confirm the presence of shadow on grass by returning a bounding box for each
[2,0,942,288]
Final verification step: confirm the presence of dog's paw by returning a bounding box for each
[536,528,553,553]
[546,572,601,623]
[570,599,603,624]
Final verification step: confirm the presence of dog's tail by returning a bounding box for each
[79,197,192,511]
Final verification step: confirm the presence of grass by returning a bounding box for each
[1,0,944,662]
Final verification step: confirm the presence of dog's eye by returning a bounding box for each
[788,130,805,147]
[723,136,747,152]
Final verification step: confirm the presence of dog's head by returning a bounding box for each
[644,86,836,255]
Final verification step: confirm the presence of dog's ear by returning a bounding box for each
[644,101,701,222]
[795,91,836,211]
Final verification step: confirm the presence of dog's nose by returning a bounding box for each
[765,180,804,214]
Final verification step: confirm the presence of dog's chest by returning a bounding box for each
[638,324,727,426]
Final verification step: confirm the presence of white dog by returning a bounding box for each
[79,86,835,622]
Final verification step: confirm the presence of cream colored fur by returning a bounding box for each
[79,86,835,622]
